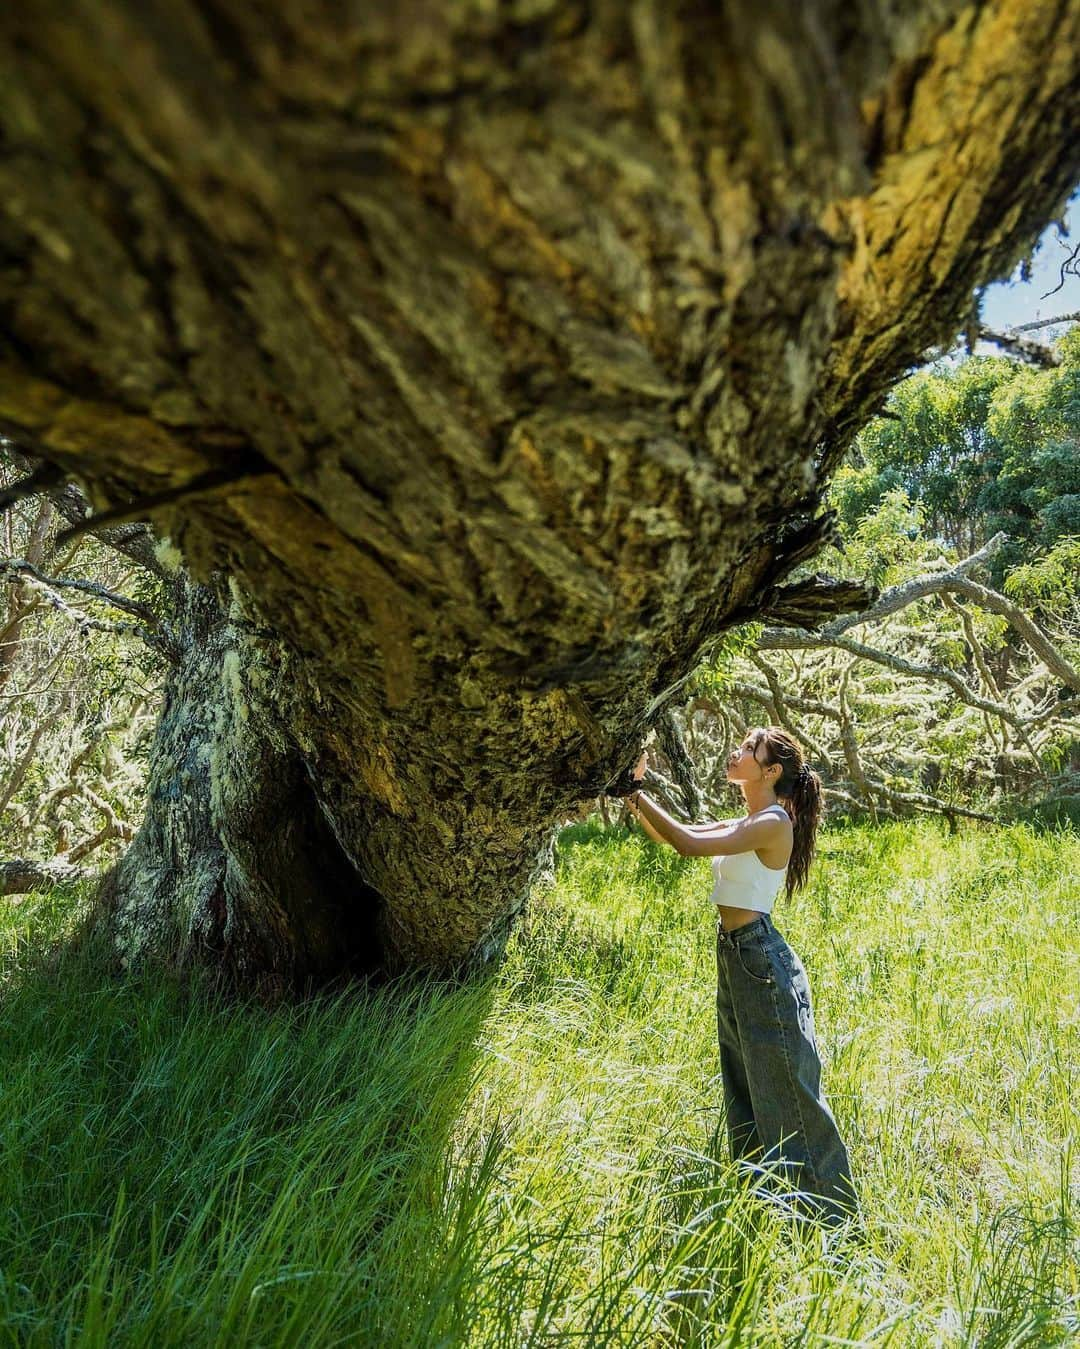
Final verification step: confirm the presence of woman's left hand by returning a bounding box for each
[633,751,648,783]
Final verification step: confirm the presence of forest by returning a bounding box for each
[1,1,1079,1344]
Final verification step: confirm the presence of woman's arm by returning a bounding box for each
[630,803,729,847]
[632,791,787,858]
[634,809,670,847]
[623,750,735,850]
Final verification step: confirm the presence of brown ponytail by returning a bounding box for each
[747,726,824,899]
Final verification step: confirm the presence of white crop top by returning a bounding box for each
[708,804,790,913]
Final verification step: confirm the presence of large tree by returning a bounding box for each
[1,1,1078,984]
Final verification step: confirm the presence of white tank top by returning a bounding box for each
[709,804,790,913]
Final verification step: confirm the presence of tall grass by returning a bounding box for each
[0,817,1077,1345]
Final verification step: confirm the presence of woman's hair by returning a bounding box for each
[747,725,823,898]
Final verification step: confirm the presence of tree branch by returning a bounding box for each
[0,559,176,660]
[0,558,160,626]
[854,774,996,825]
[806,535,1080,694]
[654,707,702,821]
[821,534,1008,637]
[0,717,49,820]
[757,626,1030,728]
[721,537,1079,820]
[1040,239,1080,300]
[66,814,136,865]
[746,652,832,764]
[1,857,86,896]
[943,575,1080,694]
[2,442,169,577]
[1011,311,1080,332]
[976,325,1061,366]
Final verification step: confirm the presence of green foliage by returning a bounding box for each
[840,336,1080,581]
[781,362,1079,814]
[828,462,905,537]
[833,488,939,587]
[1004,536,1080,623]
[855,357,1015,554]
[689,621,764,693]
[815,484,964,597]
[1,820,1078,1344]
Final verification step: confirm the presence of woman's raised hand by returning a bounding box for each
[633,751,648,782]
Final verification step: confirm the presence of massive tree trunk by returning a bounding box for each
[1,1,1078,981]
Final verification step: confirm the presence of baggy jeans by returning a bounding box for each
[715,912,857,1224]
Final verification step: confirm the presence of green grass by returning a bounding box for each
[0,817,1077,1345]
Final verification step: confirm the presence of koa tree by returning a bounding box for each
[1,1,1078,985]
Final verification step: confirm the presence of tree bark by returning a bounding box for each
[94,576,389,986]
[1,1,1079,979]
[1,857,85,897]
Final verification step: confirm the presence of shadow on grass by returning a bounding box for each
[554,817,613,852]
[0,911,500,1345]
[503,902,645,1002]
[1002,792,1080,832]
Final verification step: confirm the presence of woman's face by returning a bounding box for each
[726,734,776,786]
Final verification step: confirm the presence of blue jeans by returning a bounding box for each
[715,913,857,1225]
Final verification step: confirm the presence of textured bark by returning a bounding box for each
[1,857,85,897]
[1,1,1079,978]
[96,576,382,986]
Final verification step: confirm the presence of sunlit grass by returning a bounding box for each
[0,817,1077,1345]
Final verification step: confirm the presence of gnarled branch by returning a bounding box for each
[1,857,86,896]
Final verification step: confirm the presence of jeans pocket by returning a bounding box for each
[734,939,775,986]
[763,938,795,979]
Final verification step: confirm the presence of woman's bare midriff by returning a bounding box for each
[716,905,766,932]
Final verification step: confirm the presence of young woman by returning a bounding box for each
[625,726,856,1225]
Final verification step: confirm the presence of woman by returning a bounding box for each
[625,726,856,1225]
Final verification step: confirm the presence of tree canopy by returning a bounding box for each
[834,330,1080,578]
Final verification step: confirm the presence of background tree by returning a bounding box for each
[1,1,1079,983]
[0,447,170,894]
[640,471,1077,835]
[834,328,1080,580]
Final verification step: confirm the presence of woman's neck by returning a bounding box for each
[740,784,779,815]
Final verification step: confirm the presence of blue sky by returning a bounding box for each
[978,188,1080,333]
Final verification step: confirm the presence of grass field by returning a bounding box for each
[0,817,1077,1346]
